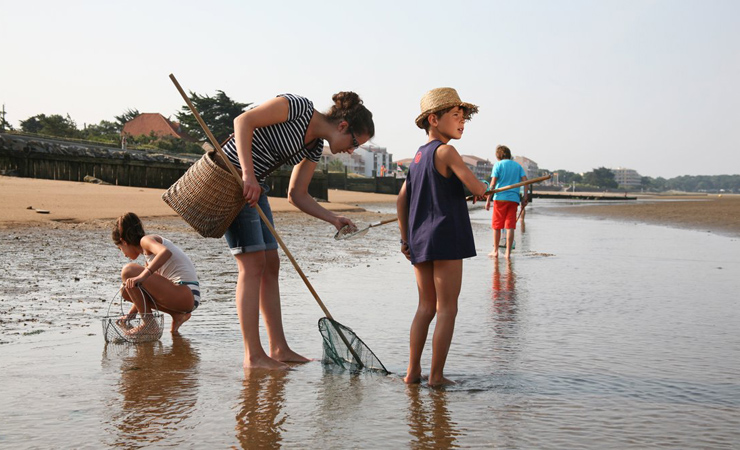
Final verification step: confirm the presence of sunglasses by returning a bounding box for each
[348,127,360,149]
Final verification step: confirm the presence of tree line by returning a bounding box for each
[0,90,250,155]
[545,168,740,193]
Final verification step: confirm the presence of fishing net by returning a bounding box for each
[101,286,164,344]
[318,317,389,374]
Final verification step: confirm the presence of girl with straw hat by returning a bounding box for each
[397,87,488,386]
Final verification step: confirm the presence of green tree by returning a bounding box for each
[20,113,80,138]
[176,90,251,142]
[83,120,120,143]
[582,167,618,189]
[0,106,12,131]
[115,109,140,129]
[328,159,346,172]
[553,169,582,184]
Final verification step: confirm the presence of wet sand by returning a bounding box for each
[555,194,740,237]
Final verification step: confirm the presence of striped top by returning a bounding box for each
[222,94,323,181]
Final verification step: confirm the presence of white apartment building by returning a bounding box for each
[611,167,642,189]
[320,143,393,177]
[461,155,493,181]
[513,156,539,180]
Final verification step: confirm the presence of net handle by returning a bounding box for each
[170,74,364,368]
[465,175,552,201]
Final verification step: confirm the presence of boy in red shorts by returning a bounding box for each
[485,145,527,259]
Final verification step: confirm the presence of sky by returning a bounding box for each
[1,0,738,179]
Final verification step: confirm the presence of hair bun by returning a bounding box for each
[332,91,362,110]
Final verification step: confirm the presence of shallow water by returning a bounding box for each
[1,201,739,448]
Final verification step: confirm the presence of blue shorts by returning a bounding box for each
[224,188,278,255]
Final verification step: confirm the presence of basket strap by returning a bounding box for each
[220,133,310,181]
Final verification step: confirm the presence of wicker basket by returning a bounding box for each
[101,287,164,344]
[162,151,245,238]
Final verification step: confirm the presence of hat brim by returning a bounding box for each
[415,101,479,128]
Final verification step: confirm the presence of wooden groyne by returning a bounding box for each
[0,133,194,189]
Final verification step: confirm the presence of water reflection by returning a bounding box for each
[102,335,201,447]
[490,260,522,371]
[235,369,289,449]
[406,384,461,448]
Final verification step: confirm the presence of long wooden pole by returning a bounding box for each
[466,174,552,201]
[170,74,364,368]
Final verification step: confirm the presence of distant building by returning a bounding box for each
[611,167,642,189]
[461,155,493,181]
[319,143,394,177]
[122,113,192,140]
[513,156,539,179]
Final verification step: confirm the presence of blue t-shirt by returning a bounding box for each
[491,159,526,202]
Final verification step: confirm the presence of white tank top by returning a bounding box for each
[144,237,198,284]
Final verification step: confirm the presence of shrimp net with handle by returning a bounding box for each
[318,318,389,374]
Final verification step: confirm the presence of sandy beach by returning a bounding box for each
[2,176,738,237]
[0,175,399,229]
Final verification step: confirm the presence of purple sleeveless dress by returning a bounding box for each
[405,140,476,264]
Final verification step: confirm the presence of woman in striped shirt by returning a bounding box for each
[222,92,374,370]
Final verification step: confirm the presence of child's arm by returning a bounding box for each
[396,181,411,260]
[437,145,488,197]
[124,236,172,288]
[485,176,497,211]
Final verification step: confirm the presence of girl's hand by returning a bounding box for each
[485,195,492,211]
[400,240,411,260]
[242,174,261,208]
[125,268,151,289]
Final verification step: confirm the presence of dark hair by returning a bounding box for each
[496,145,512,160]
[422,106,476,134]
[326,91,375,138]
[112,212,146,246]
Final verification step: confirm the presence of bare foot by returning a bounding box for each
[271,348,312,363]
[404,367,423,384]
[171,312,191,333]
[489,249,499,258]
[125,319,160,337]
[428,376,456,387]
[505,251,511,260]
[244,355,290,370]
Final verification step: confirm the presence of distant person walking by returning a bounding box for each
[485,145,527,259]
[397,87,488,387]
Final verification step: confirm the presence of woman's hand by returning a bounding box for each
[333,215,356,232]
[242,173,262,208]
[125,267,151,289]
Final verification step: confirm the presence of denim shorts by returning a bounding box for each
[224,188,278,255]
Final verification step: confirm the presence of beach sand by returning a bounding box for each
[0,175,399,229]
[2,175,739,236]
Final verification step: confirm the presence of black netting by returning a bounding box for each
[318,317,389,374]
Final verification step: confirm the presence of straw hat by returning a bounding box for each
[415,87,479,128]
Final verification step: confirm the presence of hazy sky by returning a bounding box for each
[2,0,738,178]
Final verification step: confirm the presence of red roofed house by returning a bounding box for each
[122,113,193,141]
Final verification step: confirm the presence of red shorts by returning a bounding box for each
[492,200,518,230]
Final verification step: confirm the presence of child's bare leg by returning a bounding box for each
[406,261,436,384]
[505,229,515,259]
[260,250,309,363]
[489,229,501,258]
[236,252,288,370]
[428,259,462,387]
